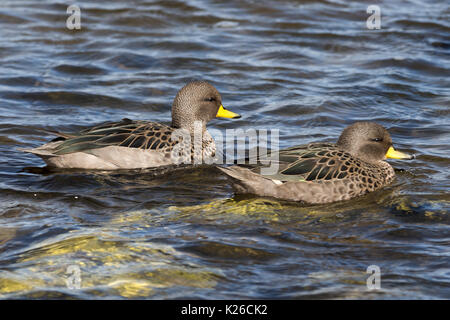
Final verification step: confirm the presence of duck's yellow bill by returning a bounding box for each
[386,146,414,160]
[216,105,241,119]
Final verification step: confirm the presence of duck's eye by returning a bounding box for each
[205,97,216,102]
[371,138,383,142]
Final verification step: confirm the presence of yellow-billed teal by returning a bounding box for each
[22,81,240,169]
[219,122,414,204]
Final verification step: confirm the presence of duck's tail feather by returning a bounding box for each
[217,166,279,195]
[40,129,74,140]
[18,141,62,157]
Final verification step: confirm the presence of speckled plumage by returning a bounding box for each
[219,122,414,204]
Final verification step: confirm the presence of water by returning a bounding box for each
[0,0,449,299]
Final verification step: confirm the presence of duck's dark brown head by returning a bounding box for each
[336,122,414,163]
[171,81,240,132]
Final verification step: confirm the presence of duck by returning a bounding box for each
[22,81,241,170]
[218,122,415,204]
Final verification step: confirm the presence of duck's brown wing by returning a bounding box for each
[53,119,176,155]
[251,143,358,182]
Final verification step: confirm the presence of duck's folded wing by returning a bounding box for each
[252,143,353,182]
[53,119,175,155]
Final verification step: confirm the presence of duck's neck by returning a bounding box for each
[171,119,207,135]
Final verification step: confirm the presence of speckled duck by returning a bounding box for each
[219,122,415,204]
[22,81,240,169]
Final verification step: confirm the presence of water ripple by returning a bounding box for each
[0,0,448,299]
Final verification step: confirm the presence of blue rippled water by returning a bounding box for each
[0,0,449,299]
